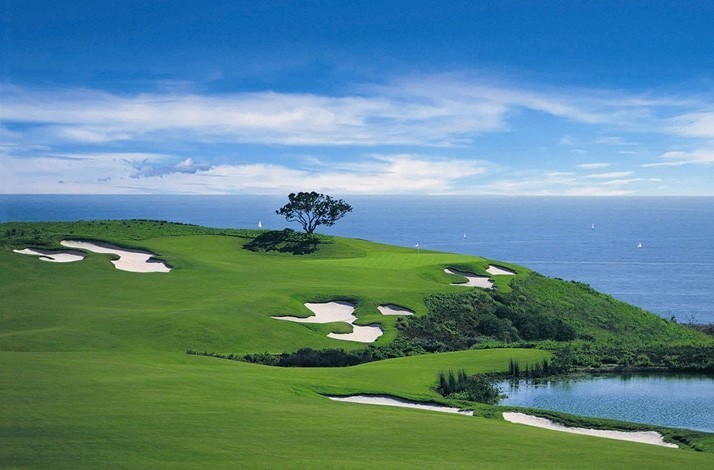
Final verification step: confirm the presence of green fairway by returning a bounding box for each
[1,221,712,468]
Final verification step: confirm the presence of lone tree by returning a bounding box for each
[276,192,352,234]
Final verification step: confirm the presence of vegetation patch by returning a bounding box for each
[436,369,501,404]
[244,229,322,255]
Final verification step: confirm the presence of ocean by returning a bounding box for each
[1,195,712,324]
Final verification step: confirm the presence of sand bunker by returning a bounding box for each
[502,412,677,448]
[486,265,516,276]
[328,395,473,416]
[273,301,417,343]
[444,268,494,289]
[274,301,358,324]
[13,248,86,263]
[273,302,383,343]
[60,240,171,273]
[377,304,415,316]
[328,324,383,343]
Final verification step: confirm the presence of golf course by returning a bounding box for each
[1,220,713,468]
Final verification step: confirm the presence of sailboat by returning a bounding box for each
[637,242,643,248]
[258,220,262,229]
[591,223,595,230]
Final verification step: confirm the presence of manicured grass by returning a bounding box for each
[1,221,712,468]
[2,350,712,469]
[0,225,503,354]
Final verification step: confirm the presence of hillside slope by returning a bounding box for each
[1,220,711,468]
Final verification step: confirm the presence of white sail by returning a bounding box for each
[258,220,262,228]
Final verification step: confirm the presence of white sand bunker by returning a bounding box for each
[60,240,171,273]
[502,412,677,448]
[273,302,383,343]
[328,395,473,416]
[377,304,415,316]
[13,248,86,263]
[328,324,383,343]
[274,301,358,324]
[444,268,494,289]
[486,265,516,276]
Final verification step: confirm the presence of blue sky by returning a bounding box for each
[1,1,713,195]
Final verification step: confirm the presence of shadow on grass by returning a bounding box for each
[244,229,319,255]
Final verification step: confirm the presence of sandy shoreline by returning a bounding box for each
[327,393,680,448]
[502,412,677,448]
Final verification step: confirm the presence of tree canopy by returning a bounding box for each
[276,192,352,234]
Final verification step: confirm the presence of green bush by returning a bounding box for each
[436,370,501,404]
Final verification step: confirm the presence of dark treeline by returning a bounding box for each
[506,357,567,379]
[242,337,427,367]
[227,338,714,372]
[552,342,714,373]
[189,336,429,368]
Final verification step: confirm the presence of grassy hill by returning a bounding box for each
[1,220,712,468]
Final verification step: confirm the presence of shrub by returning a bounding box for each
[436,370,501,404]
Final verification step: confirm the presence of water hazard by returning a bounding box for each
[498,373,714,432]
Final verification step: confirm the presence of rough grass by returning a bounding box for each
[1,221,712,468]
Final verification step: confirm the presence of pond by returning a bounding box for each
[498,374,714,433]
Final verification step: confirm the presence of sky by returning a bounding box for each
[1,1,713,196]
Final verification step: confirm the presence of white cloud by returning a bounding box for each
[642,148,714,167]
[3,76,705,149]
[0,152,185,194]
[577,163,611,169]
[132,157,214,178]
[561,187,634,196]
[0,84,509,147]
[477,172,634,196]
[599,178,645,186]
[2,75,713,196]
[0,153,490,195]
[586,171,634,179]
[593,136,638,146]
[668,112,714,138]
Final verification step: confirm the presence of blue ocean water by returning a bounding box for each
[1,195,712,323]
